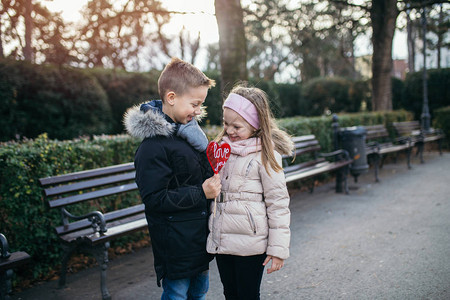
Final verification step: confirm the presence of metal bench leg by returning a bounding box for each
[335,168,344,193]
[343,165,349,194]
[0,269,13,300]
[406,148,412,169]
[380,155,386,169]
[416,142,424,163]
[91,242,111,300]
[59,244,77,288]
[438,139,443,156]
[374,154,380,182]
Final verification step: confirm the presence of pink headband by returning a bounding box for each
[223,93,260,129]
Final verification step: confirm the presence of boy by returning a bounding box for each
[124,57,221,299]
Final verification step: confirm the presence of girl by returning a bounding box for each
[207,84,293,300]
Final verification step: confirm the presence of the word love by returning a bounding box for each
[206,141,231,174]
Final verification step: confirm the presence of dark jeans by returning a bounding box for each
[215,254,266,300]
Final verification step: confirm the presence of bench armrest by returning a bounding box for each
[366,141,380,151]
[319,149,350,161]
[0,233,11,258]
[395,135,412,145]
[62,209,107,233]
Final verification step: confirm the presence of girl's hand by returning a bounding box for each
[263,255,284,274]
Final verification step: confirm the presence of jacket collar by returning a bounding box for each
[124,100,177,139]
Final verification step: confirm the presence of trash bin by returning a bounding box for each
[340,126,369,182]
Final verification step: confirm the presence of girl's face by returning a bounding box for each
[223,108,255,142]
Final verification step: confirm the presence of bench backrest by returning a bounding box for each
[364,124,390,142]
[39,163,142,235]
[40,163,137,209]
[282,135,326,173]
[392,121,421,136]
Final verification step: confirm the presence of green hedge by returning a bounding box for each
[401,68,450,120]
[0,59,114,142]
[0,133,141,280]
[87,68,160,134]
[278,110,413,152]
[302,77,370,116]
[433,106,450,148]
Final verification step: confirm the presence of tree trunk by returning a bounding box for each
[24,0,33,62]
[406,11,415,72]
[0,16,4,58]
[436,4,443,69]
[215,0,247,94]
[370,0,398,111]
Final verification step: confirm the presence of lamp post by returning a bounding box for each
[421,4,431,132]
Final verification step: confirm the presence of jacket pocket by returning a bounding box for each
[244,206,257,234]
[166,210,208,257]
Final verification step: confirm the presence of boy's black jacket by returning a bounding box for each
[124,100,214,286]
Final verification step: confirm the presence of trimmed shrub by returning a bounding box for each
[0,59,113,141]
[203,70,222,125]
[402,68,450,120]
[433,106,450,148]
[392,77,405,110]
[278,110,414,152]
[0,133,141,281]
[302,77,365,116]
[87,68,160,134]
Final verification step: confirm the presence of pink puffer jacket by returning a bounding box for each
[207,137,291,259]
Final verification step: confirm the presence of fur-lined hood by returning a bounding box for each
[123,100,176,139]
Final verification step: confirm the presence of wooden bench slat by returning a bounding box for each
[282,134,352,192]
[55,204,145,235]
[89,218,148,245]
[284,158,326,174]
[44,172,136,197]
[0,251,31,272]
[378,143,411,155]
[285,160,351,183]
[48,182,138,208]
[291,135,316,143]
[292,145,321,157]
[39,162,135,186]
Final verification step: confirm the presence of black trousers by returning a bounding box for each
[215,253,266,300]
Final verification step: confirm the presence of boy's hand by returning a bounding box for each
[202,174,221,199]
[263,255,284,274]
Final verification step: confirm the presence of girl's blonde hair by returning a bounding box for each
[216,83,294,173]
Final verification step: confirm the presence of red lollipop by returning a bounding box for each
[206,141,231,174]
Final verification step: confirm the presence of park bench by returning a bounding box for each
[39,162,145,300]
[363,124,413,182]
[0,233,31,300]
[392,120,445,163]
[282,135,353,194]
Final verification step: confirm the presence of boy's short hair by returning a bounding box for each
[158,57,216,101]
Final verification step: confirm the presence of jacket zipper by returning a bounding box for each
[244,206,257,234]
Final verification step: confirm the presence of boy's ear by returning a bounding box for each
[166,91,176,105]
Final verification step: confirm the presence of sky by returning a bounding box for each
[43,0,409,72]
[44,0,219,44]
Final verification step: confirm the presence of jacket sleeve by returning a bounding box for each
[259,152,291,260]
[135,140,207,214]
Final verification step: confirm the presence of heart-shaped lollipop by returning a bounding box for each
[206,141,231,174]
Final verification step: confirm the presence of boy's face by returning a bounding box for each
[164,86,208,124]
